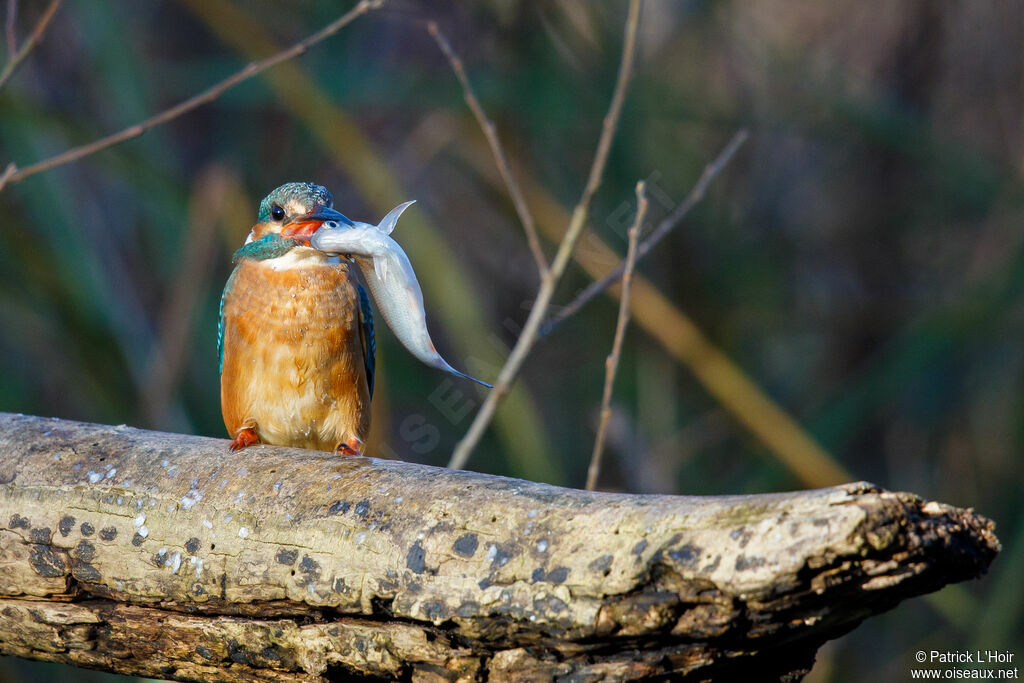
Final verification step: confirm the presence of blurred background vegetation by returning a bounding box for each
[0,1,1021,680]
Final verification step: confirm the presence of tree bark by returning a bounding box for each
[0,412,999,681]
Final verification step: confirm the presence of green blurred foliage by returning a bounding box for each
[0,1,1021,681]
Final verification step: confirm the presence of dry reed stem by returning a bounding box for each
[4,0,18,60]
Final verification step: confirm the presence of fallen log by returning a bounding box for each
[0,412,999,681]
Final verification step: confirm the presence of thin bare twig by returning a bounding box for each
[5,0,17,60]
[428,21,549,277]
[0,163,15,194]
[0,0,384,192]
[542,129,749,338]
[587,181,647,491]
[0,0,60,91]
[448,0,644,470]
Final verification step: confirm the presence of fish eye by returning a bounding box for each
[271,204,285,222]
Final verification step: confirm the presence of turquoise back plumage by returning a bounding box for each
[357,282,375,398]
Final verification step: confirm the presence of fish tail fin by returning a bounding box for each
[377,200,416,235]
[436,358,493,388]
[456,371,494,389]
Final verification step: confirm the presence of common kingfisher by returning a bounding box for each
[218,182,374,454]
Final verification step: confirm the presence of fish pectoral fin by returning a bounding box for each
[376,200,416,235]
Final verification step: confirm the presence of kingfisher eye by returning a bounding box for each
[270,204,285,222]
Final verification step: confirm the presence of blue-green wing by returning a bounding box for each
[218,267,239,374]
[357,282,375,398]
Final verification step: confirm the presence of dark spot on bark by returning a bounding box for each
[422,601,449,621]
[80,522,95,537]
[220,573,227,600]
[377,575,400,592]
[702,555,722,573]
[406,541,427,574]
[277,548,298,565]
[58,516,75,537]
[185,537,200,554]
[99,526,117,541]
[333,577,347,594]
[29,545,65,577]
[813,518,830,527]
[9,514,29,529]
[227,640,254,666]
[191,583,206,596]
[735,555,766,571]
[261,648,280,662]
[453,533,478,557]
[74,540,96,563]
[354,500,370,518]
[328,626,340,637]
[72,562,101,582]
[299,555,320,579]
[30,527,51,544]
[547,566,569,584]
[456,601,480,617]
[478,577,492,590]
[531,566,570,584]
[195,645,214,660]
[328,500,350,515]
[665,532,683,546]
[131,533,145,546]
[633,539,648,556]
[730,526,753,548]
[533,594,569,614]
[589,553,614,574]
[354,638,366,653]
[669,544,702,568]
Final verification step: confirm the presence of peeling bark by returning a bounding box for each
[0,413,1000,681]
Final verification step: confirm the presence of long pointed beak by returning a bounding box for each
[281,206,352,243]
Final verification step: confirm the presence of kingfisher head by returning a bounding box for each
[247,182,353,246]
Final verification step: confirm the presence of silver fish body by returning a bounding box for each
[311,202,493,388]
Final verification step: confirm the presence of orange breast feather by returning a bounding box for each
[220,257,370,451]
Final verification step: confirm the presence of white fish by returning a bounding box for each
[310,202,493,388]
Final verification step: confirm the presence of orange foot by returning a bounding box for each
[335,436,364,456]
[229,427,260,452]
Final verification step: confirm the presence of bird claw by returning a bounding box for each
[335,436,364,456]
[229,428,260,452]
